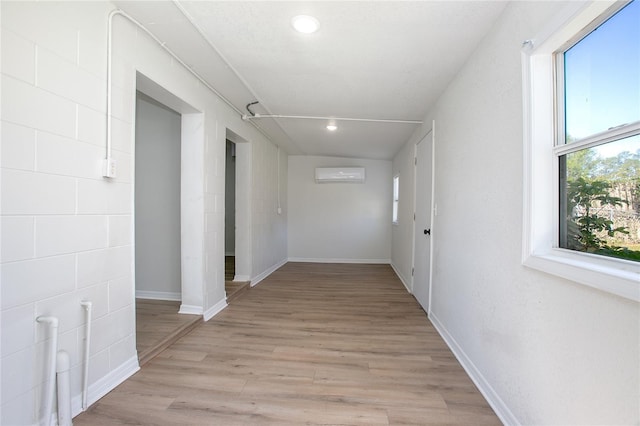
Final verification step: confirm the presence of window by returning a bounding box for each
[557,1,640,263]
[523,0,640,301]
[392,174,400,224]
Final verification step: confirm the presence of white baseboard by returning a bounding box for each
[429,313,519,426]
[203,299,227,322]
[390,262,412,293]
[179,304,203,315]
[251,259,287,287]
[234,274,251,282]
[135,290,181,301]
[288,257,391,264]
[72,355,140,419]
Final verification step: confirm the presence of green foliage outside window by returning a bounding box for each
[563,144,640,262]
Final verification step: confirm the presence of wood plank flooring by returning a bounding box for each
[136,299,202,366]
[77,263,499,425]
[225,255,250,303]
[225,255,235,281]
[225,280,250,304]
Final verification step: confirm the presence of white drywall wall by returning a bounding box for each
[134,93,182,299]
[288,155,391,263]
[392,1,639,424]
[0,2,288,423]
[251,142,288,283]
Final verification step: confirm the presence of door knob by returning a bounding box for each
[424,229,431,235]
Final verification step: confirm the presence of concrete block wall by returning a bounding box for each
[1,2,288,424]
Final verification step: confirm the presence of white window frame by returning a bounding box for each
[522,0,640,302]
[392,174,400,225]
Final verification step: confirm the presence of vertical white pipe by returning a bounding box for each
[276,146,281,214]
[36,316,58,426]
[106,10,116,162]
[80,300,92,410]
[55,351,72,426]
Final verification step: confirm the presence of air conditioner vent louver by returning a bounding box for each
[315,167,365,183]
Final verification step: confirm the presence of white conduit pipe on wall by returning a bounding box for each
[36,316,58,426]
[105,9,274,174]
[276,146,281,214]
[104,8,422,178]
[80,300,93,411]
[241,113,423,125]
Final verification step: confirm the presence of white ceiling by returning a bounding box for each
[114,1,508,160]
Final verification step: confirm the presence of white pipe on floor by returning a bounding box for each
[80,300,93,411]
[36,316,59,426]
[56,350,72,426]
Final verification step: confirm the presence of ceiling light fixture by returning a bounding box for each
[291,15,320,34]
[326,124,338,131]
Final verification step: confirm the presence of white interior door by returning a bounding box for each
[413,131,433,312]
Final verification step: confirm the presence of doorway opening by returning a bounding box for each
[135,92,181,302]
[224,129,251,303]
[225,140,236,282]
[133,73,204,365]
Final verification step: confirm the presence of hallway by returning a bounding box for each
[75,263,498,425]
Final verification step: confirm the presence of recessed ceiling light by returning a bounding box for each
[326,124,338,131]
[292,15,320,34]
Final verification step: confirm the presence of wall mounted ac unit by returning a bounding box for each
[315,167,365,183]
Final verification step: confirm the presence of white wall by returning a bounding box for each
[392,2,639,424]
[134,93,181,299]
[0,2,288,423]
[288,155,391,263]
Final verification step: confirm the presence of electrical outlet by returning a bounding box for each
[103,158,117,178]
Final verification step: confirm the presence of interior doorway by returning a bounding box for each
[412,128,434,314]
[225,140,237,282]
[133,73,204,365]
[224,130,251,302]
[135,92,182,301]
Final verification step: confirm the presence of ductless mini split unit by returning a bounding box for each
[315,167,365,183]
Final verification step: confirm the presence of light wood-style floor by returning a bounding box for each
[135,299,202,366]
[226,255,251,303]
[77,263,499,425]
[225,255,235,281]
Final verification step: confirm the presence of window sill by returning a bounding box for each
[523,249,640,301]
[521,1,639,303]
